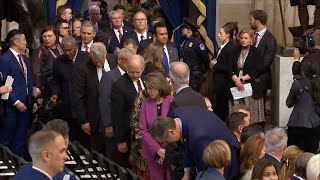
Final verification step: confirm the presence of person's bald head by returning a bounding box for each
[169,61,190,89]
[127,54,145,81]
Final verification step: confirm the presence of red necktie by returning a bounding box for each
[137,79,142,92]
[253,33,259,46]
[118,30,123,42]
[18,54,25,72]
[84,45,89,52]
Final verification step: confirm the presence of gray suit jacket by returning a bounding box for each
[99,67,122,128]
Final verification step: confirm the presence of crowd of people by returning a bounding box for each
[0,0,320,180]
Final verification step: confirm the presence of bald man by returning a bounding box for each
[110,54,145,168]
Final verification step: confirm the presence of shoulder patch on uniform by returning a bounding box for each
[199,43,205,50]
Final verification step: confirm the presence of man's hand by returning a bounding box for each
[0,85,12,94]
[105,126,114,138]
[181,172,191,180]
[157,148,165,158]
[81,123,91,135]
[32,87,41,97]
[32,103,38,113]
[117,142,128,153]
[15,102,27,112]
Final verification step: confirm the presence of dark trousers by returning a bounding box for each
[0,106,30,158]
[214,85,230,122]
[288,126,320,153]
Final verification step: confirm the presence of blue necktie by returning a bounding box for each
[162,48,169,76]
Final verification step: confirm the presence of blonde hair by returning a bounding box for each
[143,42,163,69]
[279,145,303,180]
[238,28,254,39]
[202,140,231,168]
[144,71,172,97]
[240,135,265,175]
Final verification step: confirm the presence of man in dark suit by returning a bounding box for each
[99,48,133,159]
[263,127,288,168]
[109,10,133,54]
[151,107,240,180]
[153,22,179,76]
[249,10,277,113]
[120,11,153,54]
[0,30,38,157]
[111,54,145,168]
[50,35,90,141]
[74,42,107,152]
[79,20,96,52]
[168,61,206,114]
[87,5,110,33]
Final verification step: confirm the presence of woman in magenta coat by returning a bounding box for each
[139,71,173,180]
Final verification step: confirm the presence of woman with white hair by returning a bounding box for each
[307,154,320,180]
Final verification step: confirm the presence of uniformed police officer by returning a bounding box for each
[180,18,210,92]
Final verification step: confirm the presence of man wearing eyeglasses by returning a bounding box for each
[120,11,153,54]
[55,18,70,43]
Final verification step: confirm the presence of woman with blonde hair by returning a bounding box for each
[196,140,231,180]
[142,42,164,76]
[278,145,303,180]
[240,135,266,180]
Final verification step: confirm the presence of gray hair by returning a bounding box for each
[295,153,315,178]
[90,42,107,57]
[127,54,145,69]
[88,5,100,14]
[306,154,320,180]
[265,127,288,154]
[118,48,132,60]
[81,20,96,32]
[108,10,119,19]
[61,35,77,45]
[150,117,176,140]
[169,61,190,85]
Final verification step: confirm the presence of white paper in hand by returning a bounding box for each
[230,83,253,100]
[1,76,14,100]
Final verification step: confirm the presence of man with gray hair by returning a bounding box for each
[88,5,109,33]
[262,127,288,167]
[168,61,206,114]
[109,10,133,53]
[74,42,107,152]
[291,152,315,180]
[111,54,145,167]
[99,48,133,159]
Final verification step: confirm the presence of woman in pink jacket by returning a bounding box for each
[139,71,173,180]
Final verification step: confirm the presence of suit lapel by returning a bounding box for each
[9,51,25,79]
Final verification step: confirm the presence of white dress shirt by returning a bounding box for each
[133,78,145,92]
[81,40,94,52]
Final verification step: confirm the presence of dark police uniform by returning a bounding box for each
[180,18,209,92]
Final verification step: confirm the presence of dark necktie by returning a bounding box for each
[140,35,144,42]
[118,29,123,42]
[253,33,259,46]
[18,54,25,73]
[84,45,89,52]
[137,79,142,92]
[162,48,169,76]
